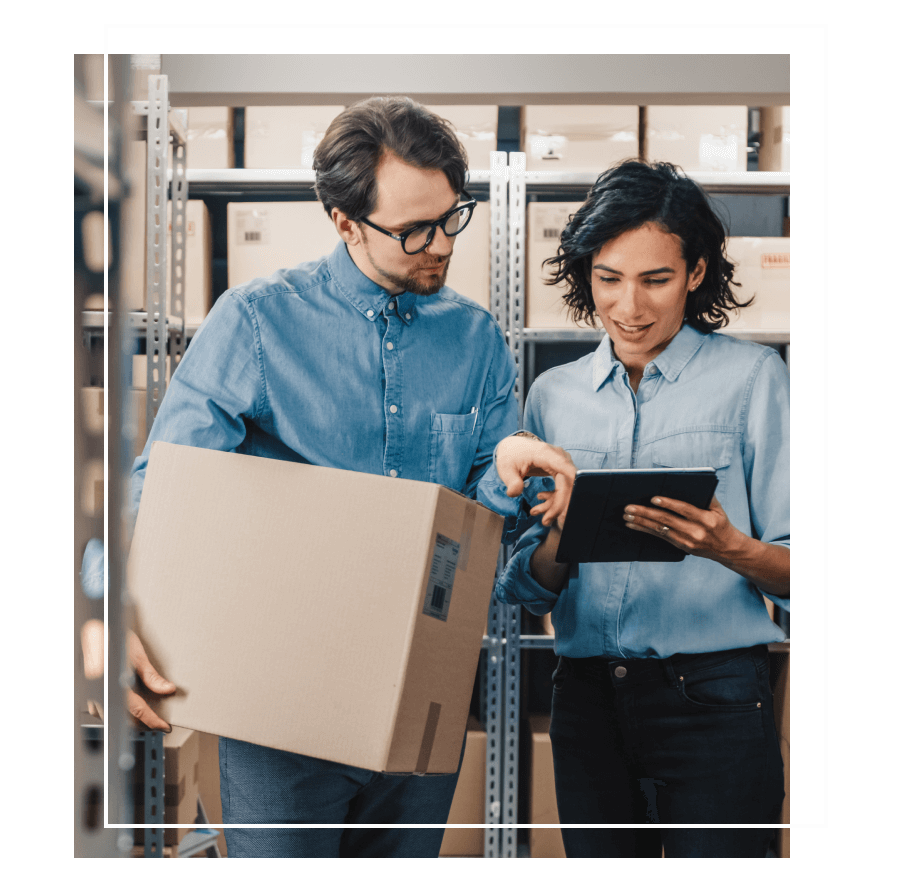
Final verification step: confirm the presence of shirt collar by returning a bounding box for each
[591,323,707,390]
[327,241,419,325]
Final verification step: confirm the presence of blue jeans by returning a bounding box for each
[218,737,463,857]
[549,644,784,858]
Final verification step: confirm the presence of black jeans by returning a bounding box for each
[549,644,785,858]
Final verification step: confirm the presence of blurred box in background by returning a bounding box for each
[445,196,491,312]
[227,201,341,288]
[174,107,234,169]
[439,717,487,856]
[526,201,593,329]
[244,106,344,169]
[522,106,639,173]
[724,237,790,331]
[529,715,566,858]
[645,106,748,172]
[167,200,214,326]
[758,107,790,172]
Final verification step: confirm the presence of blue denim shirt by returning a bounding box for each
[479,324,790,659]
[129,240,520,516]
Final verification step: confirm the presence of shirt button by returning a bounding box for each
[389,469,398,477]
[390,405,398,414]
[386,342,394,351]
[366,309,374,318]
[614,666,627,678]
[405,313,411,320]
[387,301,394,311]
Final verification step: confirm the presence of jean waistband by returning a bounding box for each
[565,644,768,685]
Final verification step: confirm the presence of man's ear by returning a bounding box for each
[332,208,362,246]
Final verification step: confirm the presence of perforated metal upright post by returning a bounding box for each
[483,151,509,857]
[168,112,188,379]
[500,152,529,855]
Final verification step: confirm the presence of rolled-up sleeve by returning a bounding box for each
[742,349,790,610]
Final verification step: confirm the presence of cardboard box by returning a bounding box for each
[167,200,214,326]
[758,107,790,172]
[132,355,172,391]
[128,442,504,774]
[522,106,639,173]
[645,106,748,172]
[526,201,594,329]
[724,237,790,331]
[173,107,234,169]
[197,732,227,856]
[227,201,341,289]
[445,197,491,311]
[81,387,104,437]
[244,106,344,169]
[426,105,498,172]
[529,715,566,857]
[440,717,487,856]
[81,458,104,518]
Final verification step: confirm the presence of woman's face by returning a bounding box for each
[590,222,707,372]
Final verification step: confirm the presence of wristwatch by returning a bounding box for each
[512,430,541,442]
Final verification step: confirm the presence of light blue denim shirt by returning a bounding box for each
[129,240,521,516]
[479,323,790,659]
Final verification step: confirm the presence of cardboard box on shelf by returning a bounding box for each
[758,107,790,172]
[227,201,341,289]
[529,715,566,858]
[174,107,234,169]
[445,197,491,311]
[167,200,214,327]
[426,105,498,172]
[81,458,104,518]
[128,442,504,774]
[133,727,200,847]
[132,355,172,391]
[522,106,639,173]
[526,201,596,329]
[197,731,227,856]
[81,387,104,437]
[724,237,790,332]
[244,106,344,170]
[439,717,487,857]
[540,613,555,637]
[645,106,748,173]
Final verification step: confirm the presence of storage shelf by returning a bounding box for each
[523,170,789,195]
[521,328,789,345]
[82,310,188,335]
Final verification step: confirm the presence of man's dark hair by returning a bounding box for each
[313,96,468,221]
[545,159,752,332]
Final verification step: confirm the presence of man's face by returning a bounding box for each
[338,152,460,296]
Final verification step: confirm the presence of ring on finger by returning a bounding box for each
[658,525,669,535]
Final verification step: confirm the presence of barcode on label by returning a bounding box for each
[422,533,459,622]
[543,228,560,239]
[430,585,446,612]
[244,231,262,242]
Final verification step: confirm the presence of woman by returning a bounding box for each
[496,160,789,858]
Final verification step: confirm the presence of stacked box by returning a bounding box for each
[522,106,639,173]
[244,106,344,169]
[724,237,790,331]
[529,715,566,857]
[445,196,491,311]
[197,732,227,856]
[439,717,487,856]
[174,107,234,169]
[645,106,748,172]
[758,107,790,172]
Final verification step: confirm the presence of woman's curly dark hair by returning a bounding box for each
[544,159,752,332]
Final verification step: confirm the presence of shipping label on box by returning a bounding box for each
[128,443,503,775]
[645,106,748,172]
[526,202,596,329]
[724,237,790,331]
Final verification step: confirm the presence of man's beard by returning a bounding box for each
[365,248,450,296]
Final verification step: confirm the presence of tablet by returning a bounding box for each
[555,468,719,563]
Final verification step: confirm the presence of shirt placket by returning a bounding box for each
[382,298,404,479]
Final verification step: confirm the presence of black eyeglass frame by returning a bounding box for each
[357,190,477,255]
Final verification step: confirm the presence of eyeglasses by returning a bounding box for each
[358,191,476,255]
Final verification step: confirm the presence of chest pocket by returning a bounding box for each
[569,449,609,471]
[428,410,479,490]
[651,431,734,475]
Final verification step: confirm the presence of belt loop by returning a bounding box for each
[662,656,679,687]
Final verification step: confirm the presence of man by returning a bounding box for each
[125,96,574,857]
